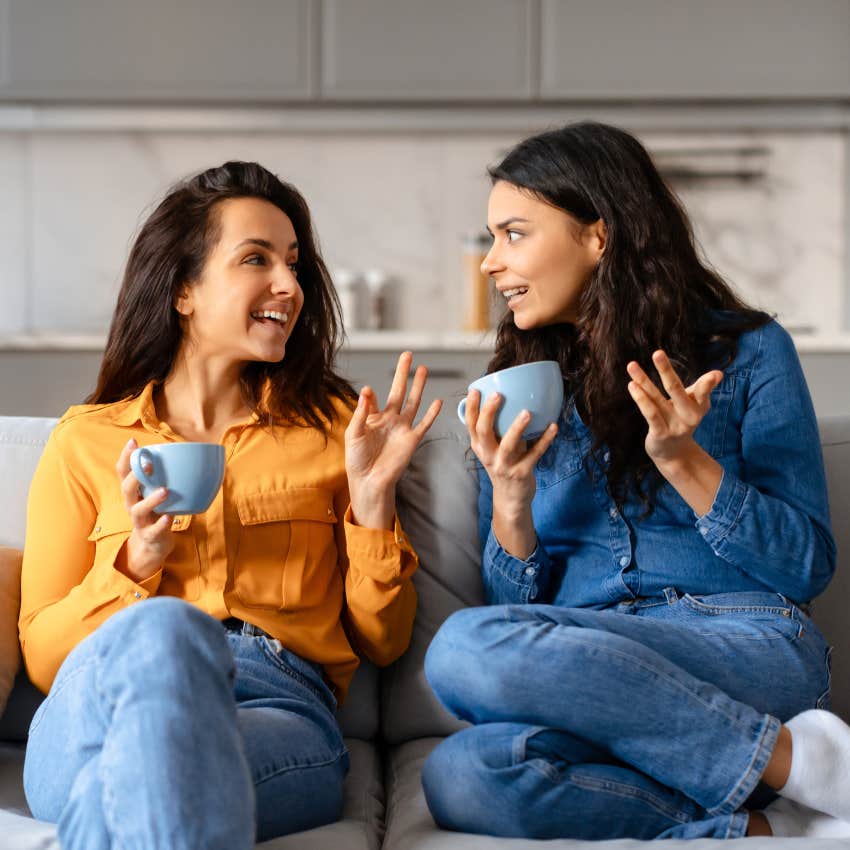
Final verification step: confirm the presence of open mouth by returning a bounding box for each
[250,309,289,328]
[502,287,529,307]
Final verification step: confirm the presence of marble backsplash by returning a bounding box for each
[0,124,845,337]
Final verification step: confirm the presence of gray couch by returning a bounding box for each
[2,414,850,849]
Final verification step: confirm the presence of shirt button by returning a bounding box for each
[524,566,536,576]
[700,526,708,536]
[603,451,611,463]
[609,507,618,519]
[327,507,333,516]
[619,556,629,567]
[94,526,101,533]
[133,592,141,599]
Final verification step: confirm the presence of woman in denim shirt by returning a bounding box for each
[423,122,850,840]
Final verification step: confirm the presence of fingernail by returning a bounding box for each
[157,487,167,497]
[126,438,136,448]
[521,409,530,419]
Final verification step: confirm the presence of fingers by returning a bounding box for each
[627,378,668,432]
[521,423,559,470]
[129,487,171,528]
[473,391,503,454]
[384,351,413,413]
[413,398,443,439]
[402,364,428,421]
[498,408,533,459]
[689,369,724,408]
[347,388,371,440]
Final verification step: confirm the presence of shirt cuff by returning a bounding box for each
[694,467,749,547]
[485,526,547,600]
[344,505,417,586]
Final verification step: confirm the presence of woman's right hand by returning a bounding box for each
[115,438,175,582]
[465,389,558,558]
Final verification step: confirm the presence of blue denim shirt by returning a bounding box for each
[478,320,836,608]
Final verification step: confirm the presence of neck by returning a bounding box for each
[158,349,251,438]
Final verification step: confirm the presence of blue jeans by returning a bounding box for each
[23,597,349,849]
[422,592,832,841]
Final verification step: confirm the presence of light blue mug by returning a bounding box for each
[130,442,225,515]
[457,360,564,440]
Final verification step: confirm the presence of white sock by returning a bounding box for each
[762,797,850,838]
[778,709,850,821]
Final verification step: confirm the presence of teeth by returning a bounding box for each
[251,310,288,324]
[503,287,528,299]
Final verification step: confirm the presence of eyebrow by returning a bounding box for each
[232,237,299,253]
[485,217,531,235]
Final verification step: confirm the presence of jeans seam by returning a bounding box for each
[567,771,693,823]
[252,744,349,787]
[706,713,780,815]
[256,638,334,711]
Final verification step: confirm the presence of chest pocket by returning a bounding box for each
[233,488,338,611]
[87,504,200,599]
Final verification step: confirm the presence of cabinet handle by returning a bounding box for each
[395,368,466,380]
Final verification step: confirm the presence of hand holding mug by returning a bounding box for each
[116,438,176,582]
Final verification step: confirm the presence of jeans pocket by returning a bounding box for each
[677,592,803,640]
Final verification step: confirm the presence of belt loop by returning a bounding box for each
[663,587,679,605]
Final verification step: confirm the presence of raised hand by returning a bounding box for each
[626,350,723,468]
[345,351,442,529]
[626,350,724,516]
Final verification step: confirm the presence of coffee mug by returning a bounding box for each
[457,360,564,440]
[130,442,225,515]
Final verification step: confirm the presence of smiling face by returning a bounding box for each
[482,180,606,329]
[175,196,304,365]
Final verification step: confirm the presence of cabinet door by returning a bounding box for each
[321,0,535,100]
[540,0,850,99]
[0,0,316,101]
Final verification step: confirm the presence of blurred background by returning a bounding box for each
[0,0,848,417]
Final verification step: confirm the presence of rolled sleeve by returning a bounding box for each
[343,505,416,586]
[694,468,748,547]
[483,525,551,605]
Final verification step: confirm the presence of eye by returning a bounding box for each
[507,230,522,243]
[243,254,265,265]
[288,261,299,275]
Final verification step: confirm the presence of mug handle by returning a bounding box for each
[129,447,160,491]
[457,398,467,425]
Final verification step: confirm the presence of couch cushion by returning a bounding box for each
[385,432,484,744]
[0,549,22,718]
[0,737,383,850]
[808,415,850,722]
[0,418,58,549]
[383,738,847,850]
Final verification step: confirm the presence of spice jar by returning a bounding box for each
[463,231,493,332]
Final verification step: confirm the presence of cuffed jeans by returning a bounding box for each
[23,597,349,850]
[422,591,833,841]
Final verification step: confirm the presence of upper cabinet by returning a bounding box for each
[0,0,846,104]
[540,0,850,99]
[0,0,316,101]
[320,0,535,100]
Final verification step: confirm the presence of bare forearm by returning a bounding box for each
[348,484,396,530]
[492,496,537,560]
[656,441,723,517]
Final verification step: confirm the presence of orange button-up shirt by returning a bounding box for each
[19,382,418,702]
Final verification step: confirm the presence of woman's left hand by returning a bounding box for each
[626,350,723,469]
[345,351,443,529]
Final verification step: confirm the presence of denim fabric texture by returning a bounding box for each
[479,320,835,609]
[424,319,836,841]
[23,597,349,850]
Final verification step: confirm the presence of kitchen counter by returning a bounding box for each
[5,330,850,353]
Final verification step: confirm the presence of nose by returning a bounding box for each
[480,241,503,277]
[270,263,301,297]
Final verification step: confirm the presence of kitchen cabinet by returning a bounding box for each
[540,0,850,99]
[0,0,316,101]
[320,0,535,100]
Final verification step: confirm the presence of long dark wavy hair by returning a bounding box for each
[487,122,771,511]
[87,161,357,431]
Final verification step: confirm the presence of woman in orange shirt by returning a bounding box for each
[19,161,441,849]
